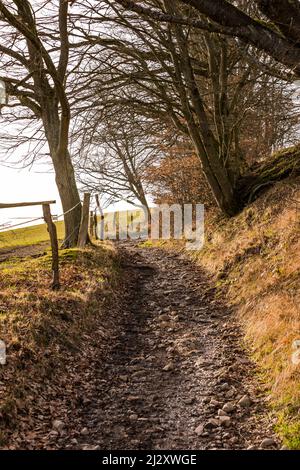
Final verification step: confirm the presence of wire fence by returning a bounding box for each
[0,217,53,252]
[0,201,83,257]
[0,201,82,234]
[0,215,47,251]
[0,198,106,234]
[0,216,44,232]
[0,196,93,291]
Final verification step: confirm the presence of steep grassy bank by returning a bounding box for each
[0,243,121,447]
[193,176,300,448]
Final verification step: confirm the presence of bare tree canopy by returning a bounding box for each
[1,0,299,221]
[70,0,299,215]
[115,0,300,75]
[76,114,161,210]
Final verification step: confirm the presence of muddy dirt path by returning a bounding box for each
[5,242,279,450]
[74,243,278,450]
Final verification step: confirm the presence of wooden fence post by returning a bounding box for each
[43,203,60,290]
[95,194,104,240]
[78,193,91,248]
[93,210,98,239]
[89,210,94,239]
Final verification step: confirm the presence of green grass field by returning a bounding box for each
[0,209,144,251]
[0,221,65,250]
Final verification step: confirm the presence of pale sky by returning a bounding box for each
[0,164,62,230]
[1,79,63,229]
[0,163,149,231]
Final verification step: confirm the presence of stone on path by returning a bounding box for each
[238,395,252,408]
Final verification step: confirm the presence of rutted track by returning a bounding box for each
[5,242,279,450]
[75,242,278,450]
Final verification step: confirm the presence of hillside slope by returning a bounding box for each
[0,222,64,251]
[193,175,300,448]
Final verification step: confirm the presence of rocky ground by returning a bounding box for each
[3,242,280,450]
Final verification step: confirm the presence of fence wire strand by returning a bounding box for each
[0,201,82,234]
[0,216,44,233]
[55,202,81,220]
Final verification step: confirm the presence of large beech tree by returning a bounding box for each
[74,0,296,215]
[2,0,298,222]
[0,0,82,246]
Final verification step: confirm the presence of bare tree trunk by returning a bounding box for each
[53,149,82,247]
[135,182,150,214]
[45,115,82,247]
[164,1,238,215]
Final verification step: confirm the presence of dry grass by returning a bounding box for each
[192,177,300,448]
[0,242,120,443]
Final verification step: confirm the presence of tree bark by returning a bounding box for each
[44,110,82,247]
[53,149,82,247]
[256,0,300,46]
